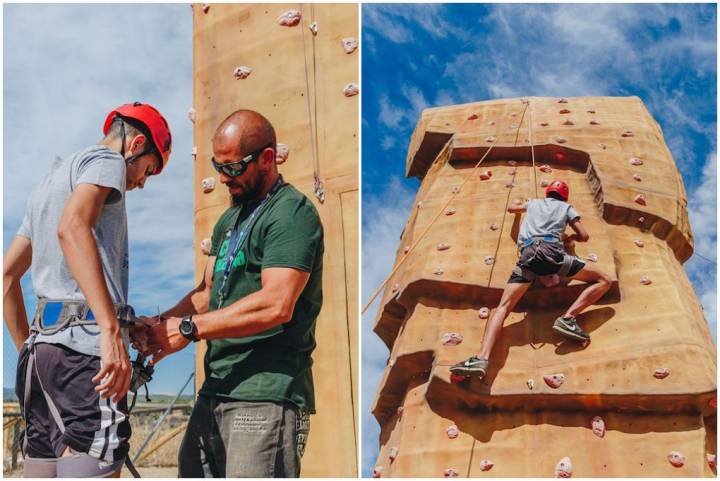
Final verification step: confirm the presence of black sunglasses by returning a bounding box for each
[211,143,273,177]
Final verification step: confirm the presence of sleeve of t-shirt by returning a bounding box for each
[74,148,126,205]
[261,197,323,272]
[17,210,31,240]
[566,205,581,222]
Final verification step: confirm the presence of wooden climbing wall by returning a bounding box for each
[192,4,358,477]
[372,96,717,477]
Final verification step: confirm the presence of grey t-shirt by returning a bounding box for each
[17,145,129,357]
[517,198,581,247]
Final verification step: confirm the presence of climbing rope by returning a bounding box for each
[524,97,539,199]
[300,4,325,203]
[361,99,529,315]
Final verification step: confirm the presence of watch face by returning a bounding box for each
[180,318,192,336]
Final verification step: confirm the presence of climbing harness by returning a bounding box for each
[217,176,286,309]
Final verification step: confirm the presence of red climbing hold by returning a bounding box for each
[446,425,459,439]
[653,367,669,378]
[589,120,600,125]
[441,333,463,346]
[591,416,606,438]
[587,109,596,114]
[621,130,634,138]
[277,10,301,26]
[540,122,549,127]
[373,467,382,478]
[554,457,573,478]
[343,83,359,97]
[563,119,574,126]
[667,451,685,468]
[633,173,642,182]
[710,397,717,409]
[539,164,552,173]
[505,182,514,189]
[201,177,216,194]
[707,453,717,469]
[437,243,450,251]
[559,109,571,114]
[543,374,565,388]
[467,113,479,120]
[640,276,652,286]
[479,460,494,471]
[629,157,643,166]
[634,193,646,206]
[403,245,411,253]
[444,468,459,477]
[201,3,210,14]
[445,208,456,216]
[388,447,399,462]
[554,152,565,161]
[489,223,499,231]
[479,170,492,180]
[450,373,467,384]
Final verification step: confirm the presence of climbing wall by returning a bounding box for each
[372,96,717,477]
[192,4,358,476]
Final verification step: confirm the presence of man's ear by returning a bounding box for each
[261,146,276,168]
[130,134,147,153]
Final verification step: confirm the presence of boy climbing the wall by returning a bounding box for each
[451,180,612,379]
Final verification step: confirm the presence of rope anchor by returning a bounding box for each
[313,173,325,203]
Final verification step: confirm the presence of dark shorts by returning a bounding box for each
[508,241,586,284]
[16,343,130,462]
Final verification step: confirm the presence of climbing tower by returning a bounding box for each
[192,4,358,476]
[371,96,717,477]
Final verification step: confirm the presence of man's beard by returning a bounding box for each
[230,174,265,206]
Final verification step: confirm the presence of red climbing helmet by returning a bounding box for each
[545,180,570,201]
[103,102,172,173]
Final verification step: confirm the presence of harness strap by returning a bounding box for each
[557,254,575,277]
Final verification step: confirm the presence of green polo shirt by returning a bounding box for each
[199,183,324,413]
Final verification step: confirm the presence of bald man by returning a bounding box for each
[139,110,324,477]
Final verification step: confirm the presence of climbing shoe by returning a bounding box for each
[449,356,489,378]
[552,316,590,342]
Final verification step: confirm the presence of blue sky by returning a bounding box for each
[361,3,717,476]
[3,4,196,396]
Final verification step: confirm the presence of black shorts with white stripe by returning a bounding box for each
[16,343,130,462]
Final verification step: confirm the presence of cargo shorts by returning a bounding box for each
[509,240,585,283]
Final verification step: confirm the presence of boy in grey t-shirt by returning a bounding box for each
[3,103,172,477]
[451,180,612,379]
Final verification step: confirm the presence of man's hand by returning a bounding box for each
[93,329,132,402]
[130,316,160,355]
[147,316,190,366]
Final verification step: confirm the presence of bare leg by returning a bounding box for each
[477,282,532,360]
[563,263,612,318]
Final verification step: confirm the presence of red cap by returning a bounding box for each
[103,102,172,173]
[545,180,570,201]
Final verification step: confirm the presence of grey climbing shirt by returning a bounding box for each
[517,198,580,247]
[16,145,129,357]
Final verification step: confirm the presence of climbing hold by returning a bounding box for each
[539,164,552,173]
[527,379,534,390]
[541,180,550,187]
[640,276,652,286]
[478,307,489,319]
[540,122,549,127]
[555,457,573,478]
[484,255,495,265]
[556,137,567,144]
[710,397,717,409]
[417,201,424,209]
[441,333,463,346]
[563,119,574,126]
[653,367,670,378]
[489,120,495,126]
[629,157,643,166]
[403,245,411,253]
[510,123,518,129]
[599,143,606,150]
[433,267,444,275]
[201,3,210,14]
[277,10,301,26]
[341,38,359,55]
[554,152,565,161]
[445,208,456,216]
[558,98,568,103]
[621,130,634,138]
[388,447,399,462]
[485,136,495,143]
[200,238,212,256]
[275,143,289,164]
[201,177,216,194]
[543,374,565,389]
[667,451,685,468]
[397,406,404,417]
[489,223,499,231]
[233,66,252,80]
[452,186,461,194]
[437,243,450,251]
[479,460,494,471]
[372,466,382,478]
[391,283,399,293]
[444,468,459,477]
[508,169,517,176]
[192,146,198,157]
[309,21,318,35]
[510,112,518,117]
[587,109,596,114]
[343,83,359,97]
[450,373,467,384]
[633,173,642,182]
[479,170,492,180]
[559,109,571,114]
[508,160,517,167]
[589,120,600,125]
[446,424,459,439]
[188,108,196,123]
[467,113,479,120]
[634,193,646,206]
[707,454,716,469]
[505,182,515,189]
[637,217,645,224]
[634,239,644,247]
[585,253,598,263]
[388,359,395,367]
[591,416,605,438]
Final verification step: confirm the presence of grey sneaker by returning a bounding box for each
[553,316,590,341]
[449,356,489,378]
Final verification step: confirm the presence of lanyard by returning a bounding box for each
[217,176,285,308]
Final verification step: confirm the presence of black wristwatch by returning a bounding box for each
[179,315,199,342]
